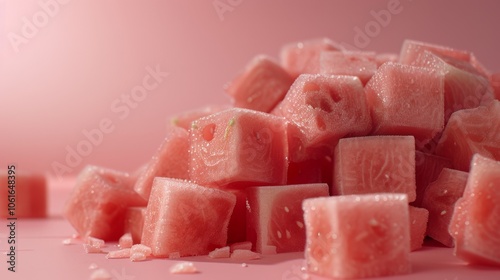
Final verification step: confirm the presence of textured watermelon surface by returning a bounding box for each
[189,108,288,188]
[333,135,416,201]
[141,177,236,257]
[303,194,411,279]
[449,154,500,266]
[408,206,429,251]
[169,105,230,131]
[435,100,500,171]
[124,207,146,245]
[413,151,452,207]
[320,50,377,85]
[64,165,146,241]
[399,40,471,66]
[246,183,329,254]
[422,168,467,247]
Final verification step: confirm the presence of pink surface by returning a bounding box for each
[0,179,499,279]
[1,0,500,177]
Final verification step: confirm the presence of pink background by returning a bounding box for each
[1,0,500,177]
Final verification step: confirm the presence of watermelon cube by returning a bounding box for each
[435,100,500,171]
[169,105,230,131]
[303,194,411,278]
[226,55,294,113]
[449,154,500,266]
[141,177,236,257]
[333,135,416,202]
[413,51,491,121]
[365,62,445,147]
[280,38,341,78]
[124,207,146,244]
[408,206,429,251]
[64,165,146,241]
[273,74,372,161]
[399,39,471,66]
[413,151,452,207]
[0,172,46,218]
[134,126,189,200]
[421,168,467,247]
[246,183,329,254]
[320,51,377,85]
[189,108,288,188]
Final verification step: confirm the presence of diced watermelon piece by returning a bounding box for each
[134,126,189,200]
[189,108,289,188]
[435,100,500,171]
[169,105,230,131]
[229,241,252,252]
[141,177,236,257]
[273,74,372,161]
[421,168,467,247]
[208,246,230,259]
[399,39,471,66]
[64,166,146,241]
[246,183,328,254]
[83,244,103,254]
[86,236,105,248]
[413,51,491,122]
[375,53,399,67]
[408,206,429,251]
[492,73,500,100]
[124,207,146,245]
[280,38,341,78]
[303,194,411,279]
[226,55,294,113]
[449,154,500,266]
[0,172,46,218]
[226,189,247,244]
[413,151,452,207]
[320,51,377,85]
[365,62,445,147]
[333,136,416,202]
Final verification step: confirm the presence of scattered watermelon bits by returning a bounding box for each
[61,37,500,278]
[302,194,411,279]
[449,154,500,266]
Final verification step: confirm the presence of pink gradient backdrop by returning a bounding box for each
[1,0,499,177]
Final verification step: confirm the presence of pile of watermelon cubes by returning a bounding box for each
[64,38,500,279]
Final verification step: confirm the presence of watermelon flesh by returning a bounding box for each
[280,38,341,78]
[189,108,289,188]
[333,135,416,202]
[375,53,399,67]
[226,55,294,113]
[365,62,445,147]
[492,73,500,100]
[226,189,247,244]
[134,126,190,200]
[169,105,230,131]
[273,74,372,161]
[408,206,429,251]
[399,39,471,66]
[124,207,146,244]
[435,100,500,171]
[319,51,377,85]
[64,165,146,241]
[449,154,500,266]
[0,172,46,218]
[422,168,468,247]
[141,177,236,257]
[246,183,329,254]
[302,194,411,279]
[413,151,452,207]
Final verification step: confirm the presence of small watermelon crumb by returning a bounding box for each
[169,262,199,274]
[106,248,131,259]
[229,241,252,252]
[208,246,230,259]
[88,263,98,270]
[131,244,152,257]
[118,233,133,249]
[89,268,112,280]
[83,244,104,254]
[130,252,147,262]
[62,238,73,245]
[408,206,429,251]
[86,237,105,248]
[230,249,261,261]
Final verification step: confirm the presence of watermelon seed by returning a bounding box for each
[286,230,292,239]
[440,210,447,215]
[277,230,283,239]
[284,206,290,213]
[296,221,304,229]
